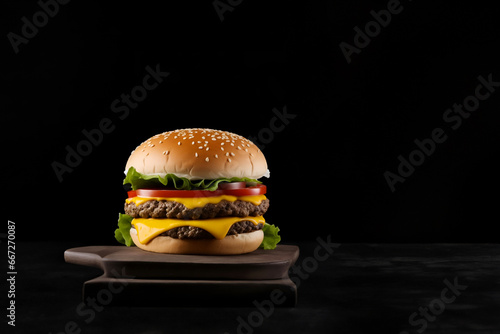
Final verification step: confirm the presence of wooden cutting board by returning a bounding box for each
[65,245,299,280]
[65,245,299,307]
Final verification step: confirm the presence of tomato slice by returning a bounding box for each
[128,184,266,198]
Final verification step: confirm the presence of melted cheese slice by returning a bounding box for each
[126,194,266,209]
[132,216,265,244]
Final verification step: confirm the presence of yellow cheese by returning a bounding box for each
[132,216,265,244]
[126,194,266,209]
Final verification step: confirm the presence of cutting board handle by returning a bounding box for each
[64,246,118,271]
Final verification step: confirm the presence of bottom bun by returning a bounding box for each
[130,228,264,255]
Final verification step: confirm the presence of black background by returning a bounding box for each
[4,0,499,244]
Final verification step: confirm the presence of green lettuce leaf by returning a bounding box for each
[114,213,281,250]
[124,166,261,191]
[259,223,281,249]
[114,213,134,247]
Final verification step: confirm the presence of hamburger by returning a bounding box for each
[114,128,280,254]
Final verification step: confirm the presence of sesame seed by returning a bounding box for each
[206,147,210,151]
[227,158,232,163]
[205,157,210,162]
[230,152,235,156]
[195,152,198,157]
[215,154,218,158]
[237,146,241,150]
[221,142,225,145]
[245,148,248,152]
[221,147,224,151]
[226,152,229,156]
[199,146,203,149]
[159,141,163,144]
[178,141,182,145]
[192,141,195,145]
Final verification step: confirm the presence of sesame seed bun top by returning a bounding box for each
[125,128,269,180]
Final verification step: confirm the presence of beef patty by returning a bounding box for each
[142,221,265,240]
[125,199,269,220]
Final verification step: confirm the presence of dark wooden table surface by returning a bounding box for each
[8,242,499,334]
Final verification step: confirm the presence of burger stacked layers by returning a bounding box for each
[114,128,280,255]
